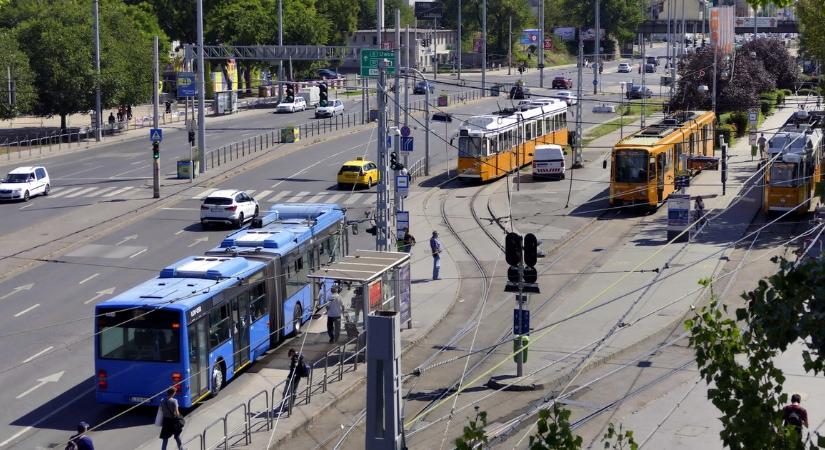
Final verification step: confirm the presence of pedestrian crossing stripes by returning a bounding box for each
[186,189,375,208]
[48,185,137,199]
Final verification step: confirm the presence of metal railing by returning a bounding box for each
[180,332,366,450]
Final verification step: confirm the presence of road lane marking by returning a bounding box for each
[116,234,138,246]
[325,193,345,204]
[0,426,33,447]
[193,188,217,199]
[288,191,311,202]
[48,187,83,198]
[255,190,273,200]
[14,304,40,317]
[245,189,256,196]
[175,229,185,235]
[306,193,326,204]
[64,187,98,198]
[87,187,117,197]
[111,164,149,178]
[83,287,116,305]
[188,237,208,248]
[344,193,366,205]
[103,186,134,197]
[15,371,63,399]
[0,283,34,300]
[128,249,147,259]
[18,203,34,210]
[22,346,53,364]
[162,207,200,211]
[266,190,291,203]
[78,273,99,285]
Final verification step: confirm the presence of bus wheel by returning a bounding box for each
[292,303,303,336]
[211,364,224,397]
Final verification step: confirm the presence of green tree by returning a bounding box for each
[797,0,825,80]
[124,0,220,43]
[318,0,358,45]
[0,30,36,119]
[357,0,415,32]
[207,0,274,93]
[560,0,644,46]
[686,263,825,450]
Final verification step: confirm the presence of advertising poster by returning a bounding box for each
[520,29,540,46]
[368,280,382,311]
[399,264,411,325]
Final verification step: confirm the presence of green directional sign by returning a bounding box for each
[360,49,396,77]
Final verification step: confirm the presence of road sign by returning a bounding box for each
[400,125,411,137]
[400,136,414,152]
[396,210,410,235]
[749,131,757,145]
[387,135,392,148]
[176,72,197,97]
[592,79,598,85]
[748,109,758,126]
[150,128,163,142]
[360,49,396,77]
[415,1,442,19]
[513,309,530,335]
[396,174,410,197]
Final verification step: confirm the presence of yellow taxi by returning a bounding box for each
[337,157,379,188]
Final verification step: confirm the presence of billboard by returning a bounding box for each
[553,27,576,41]
[734,16,779,28]
[520,29,540,45]
[415,1,442,19]
[711,6,735,53]
[176,72,197,97]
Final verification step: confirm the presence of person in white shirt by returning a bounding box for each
[326,286,345,343]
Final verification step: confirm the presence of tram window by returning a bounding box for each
[525,122,533,141]
[614,150,649,183]
[537,118,544,136]
[458,136,483,157]
[770,163,798,187]
[209,304,231,347]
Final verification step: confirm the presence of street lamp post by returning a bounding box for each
[93,0,102,141]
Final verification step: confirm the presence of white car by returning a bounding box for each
[0,166,50,201]
[200,189,259,228]
[552,91,578,106]
[617,62,631,73]
[276,97,307,113]
[315,99,345,118]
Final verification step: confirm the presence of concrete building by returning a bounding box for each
[344,28,457,73]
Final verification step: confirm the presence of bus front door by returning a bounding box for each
[231,294,251,371]
[188,318,209,401]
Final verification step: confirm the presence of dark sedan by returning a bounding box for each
[413,80,435,94]
[626,86,653,99]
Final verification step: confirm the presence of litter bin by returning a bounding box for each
[176,159,199,179]
[369,109,379,122]
[280,126,300,143]
[438,94,448,107]
[489,83,502,97]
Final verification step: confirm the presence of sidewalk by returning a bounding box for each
[135,177,462,450]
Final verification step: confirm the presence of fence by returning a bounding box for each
[182,332,366,450]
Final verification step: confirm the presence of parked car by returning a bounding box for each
[315,99,345,118]
[617,62,631,73]
[318,69,340,79]
[276,97,307,113]
[413,80,435,95]
[626,85,653,99]
[646,56,658,67]
[551,90,577,105]
[432,112,453,122]
[0,166,50,201]
[644,63,656,73]
[200,189,259,228]
[552,76,573,89]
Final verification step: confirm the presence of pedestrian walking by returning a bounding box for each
[326,286,344,343]
[281,349,308,413]
[126,104,133,120]
[351,286,364,325]
[694,196,706,228]
[757,133,767,161]
[782,394,808,442]
[107,112,115,126]
[66,422,94,450]
[402,228,416,253]
[430,231,443,280]
[158,388,184,450]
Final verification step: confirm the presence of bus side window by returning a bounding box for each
[249,283,267,321]
[209,304,231,347]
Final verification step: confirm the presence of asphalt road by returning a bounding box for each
[0,60,647,449]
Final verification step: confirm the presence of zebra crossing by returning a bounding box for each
[47,185,140,199]
[191,188,375,208]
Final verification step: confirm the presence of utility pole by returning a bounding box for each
[395,10,403,219]
[680,0,686,58]
[508,16,512,75]
[481,0,486,95]
[641,33,647,129]
[377,0,384,48]
[593,0,599,94]
[278,0,284,102]
[196,0,206,174]
[753,3,758,38]
[376,61,390,251]
[574,29,583,168]
[405,26,410,129]
[457,0,462,81]
[711,45,718,118]
[6,66,12,107]
[425,78,430,175]
[432,18,438,80]
[538,0,544,87]
[152,36,160,199]
[93,0,102,141]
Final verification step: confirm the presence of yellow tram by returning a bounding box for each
[455,100,568,182]
[762,110,824,215]
[609,110,715,209]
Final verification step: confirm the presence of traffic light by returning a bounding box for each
[366,225,377,235]
[390,152,404,171]
[505,232,523,266]
[286,83,295,102]
[188,129,195,146]
[152,141,160,160]
[507,266,521,283]
[319,83,328,107]
[524,233,538,267]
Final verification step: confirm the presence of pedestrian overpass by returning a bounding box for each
[638,19,799,35]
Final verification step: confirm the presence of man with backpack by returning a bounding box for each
[66,422,94,450]
[782,394,808,443]
[282,349,310,413]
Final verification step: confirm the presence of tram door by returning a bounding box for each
[187,318,209,399]
[231,293,251,370]
[656,153,666,202]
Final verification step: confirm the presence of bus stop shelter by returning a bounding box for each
[308,250,411,335]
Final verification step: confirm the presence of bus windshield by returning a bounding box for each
[614,149,650,183]
[770,162,798,187]
[458,136,484,157]
[97,308,181,362]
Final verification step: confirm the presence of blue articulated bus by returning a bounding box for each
[95,204,346,407]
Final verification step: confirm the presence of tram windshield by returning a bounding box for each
[458,136,484,157]
[614,149,650,183]
[770,162,799,187]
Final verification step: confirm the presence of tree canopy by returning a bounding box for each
[797,0,825,80]
[0,30,35,120]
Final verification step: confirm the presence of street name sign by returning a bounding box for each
[360,49,396,77]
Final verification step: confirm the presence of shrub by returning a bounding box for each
[775,90,785,106]
[716,123,737,147]
[726,111,749,137]
[761,100,774,115]
[781,89,793,96]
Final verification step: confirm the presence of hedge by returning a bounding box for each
[725,111,749,137]
[716,123,736,147]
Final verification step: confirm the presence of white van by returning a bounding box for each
[298,86,320,107]
[532,144,566,180]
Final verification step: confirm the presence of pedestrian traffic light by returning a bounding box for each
[152,141,160,160]
[366,225,377,235]
[524,233,538,267]
[507,266,521,283]
[286,83,295,102]
[188,129,195,146]
[505,232,523,266]
[319,83,328,107]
